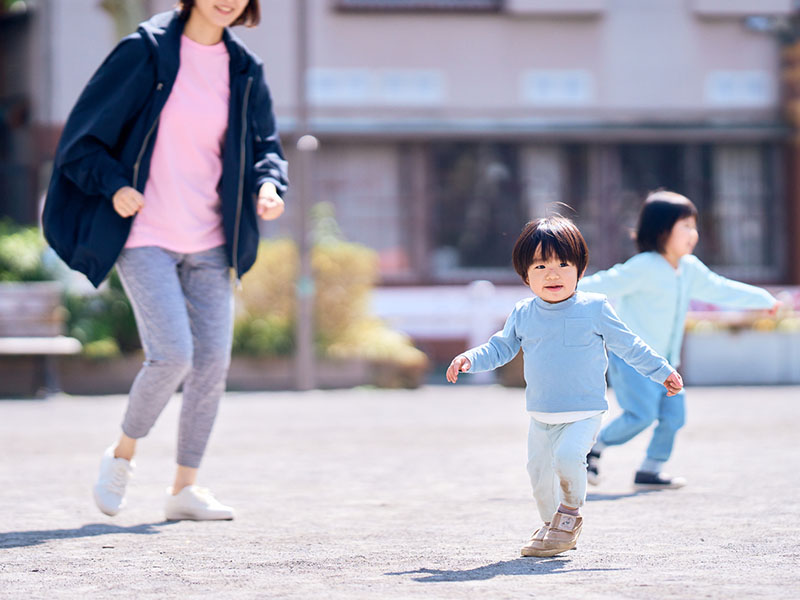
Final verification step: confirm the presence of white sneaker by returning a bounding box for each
[93,446,134,516]
[165,486,235,521]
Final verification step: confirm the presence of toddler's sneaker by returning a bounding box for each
[165,486,235,521]
[520,523,550,557]
[521,512,582,557]
[93,445,134,516]
[586,449,601,486]
[634,470,687,490]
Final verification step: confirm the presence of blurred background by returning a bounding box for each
[2,0,800,394]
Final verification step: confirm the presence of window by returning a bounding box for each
[336,0,502,11]
[430,142,524,279]
[614,143,784,282]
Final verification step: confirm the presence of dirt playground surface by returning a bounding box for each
[1,384,798,599]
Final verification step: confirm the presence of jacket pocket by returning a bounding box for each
[564,318,594,347]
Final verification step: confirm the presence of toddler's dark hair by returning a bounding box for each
[636,190,698,253]
[512,216,589,283]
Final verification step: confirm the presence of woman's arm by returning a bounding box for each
[55,35,155,200]
[250,65,289,199]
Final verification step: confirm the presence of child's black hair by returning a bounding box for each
[635,190,698,254]
[512,216,589,283]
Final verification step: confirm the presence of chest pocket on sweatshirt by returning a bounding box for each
[564,318,594,347]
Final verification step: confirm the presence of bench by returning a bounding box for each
[0,282,82,396]
[0,336,82,395]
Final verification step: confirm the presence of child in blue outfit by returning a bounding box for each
[579,191,778,489]
[446,216,683,557]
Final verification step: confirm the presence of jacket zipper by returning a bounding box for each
[232,76,253,287]
[132,82,164,190]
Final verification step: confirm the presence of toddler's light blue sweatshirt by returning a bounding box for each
[578,252,776,365]
[462,291,675,413]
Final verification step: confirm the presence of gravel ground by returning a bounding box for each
[1,383,799,599]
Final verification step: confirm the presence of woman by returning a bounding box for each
[43,0,288,520]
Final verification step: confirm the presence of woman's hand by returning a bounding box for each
[663,371,684,397]
[257,182,285,221]
[112,186,144,218]
[446,355,472,383]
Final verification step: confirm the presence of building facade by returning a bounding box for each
[22,0,799,284]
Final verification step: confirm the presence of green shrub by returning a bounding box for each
[82,338,122,360]
[325,318,428,369]
[238,238,298,322]
[233,203,427,373]
[0,220,53,282]
[65,270,140,354]
[232,315,294,357]
[312,239,379,347]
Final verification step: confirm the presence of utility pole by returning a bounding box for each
[294,0,317,390]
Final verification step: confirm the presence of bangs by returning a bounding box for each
[534,234,579,266]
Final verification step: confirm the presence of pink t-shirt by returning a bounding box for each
[126,35,230,252]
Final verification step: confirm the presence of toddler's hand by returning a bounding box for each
[663,371,684,396]
[257,182,285,221]
[446,355,471,383]
[112,186,144,218]
[767,300,783,317]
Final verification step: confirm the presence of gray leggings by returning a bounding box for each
[116,245,233,469]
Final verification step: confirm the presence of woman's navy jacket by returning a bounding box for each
[43,10,289,287]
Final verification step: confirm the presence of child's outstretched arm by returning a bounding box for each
[446,355,472,383]
[686,256,777,310]
[596,299,678,389]
[444,304,523,383]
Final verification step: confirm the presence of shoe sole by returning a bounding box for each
[165,512,234,521]
[521,545,577,557]
[93,488,122,517]
[633,482,686,490]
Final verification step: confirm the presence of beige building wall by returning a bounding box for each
[29,0,794,283]
[38,0,789,128]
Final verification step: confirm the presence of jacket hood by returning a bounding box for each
[136,10,258,79]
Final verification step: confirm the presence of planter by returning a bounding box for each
[54,354,428,395]
[227,357,375,391]
[225,356,428,390]
[57,353,144,395]
[0,355,49,398]
[682,330,800,385]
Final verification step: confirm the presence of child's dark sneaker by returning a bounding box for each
[586,450,601,486]
[634,470,687,490]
